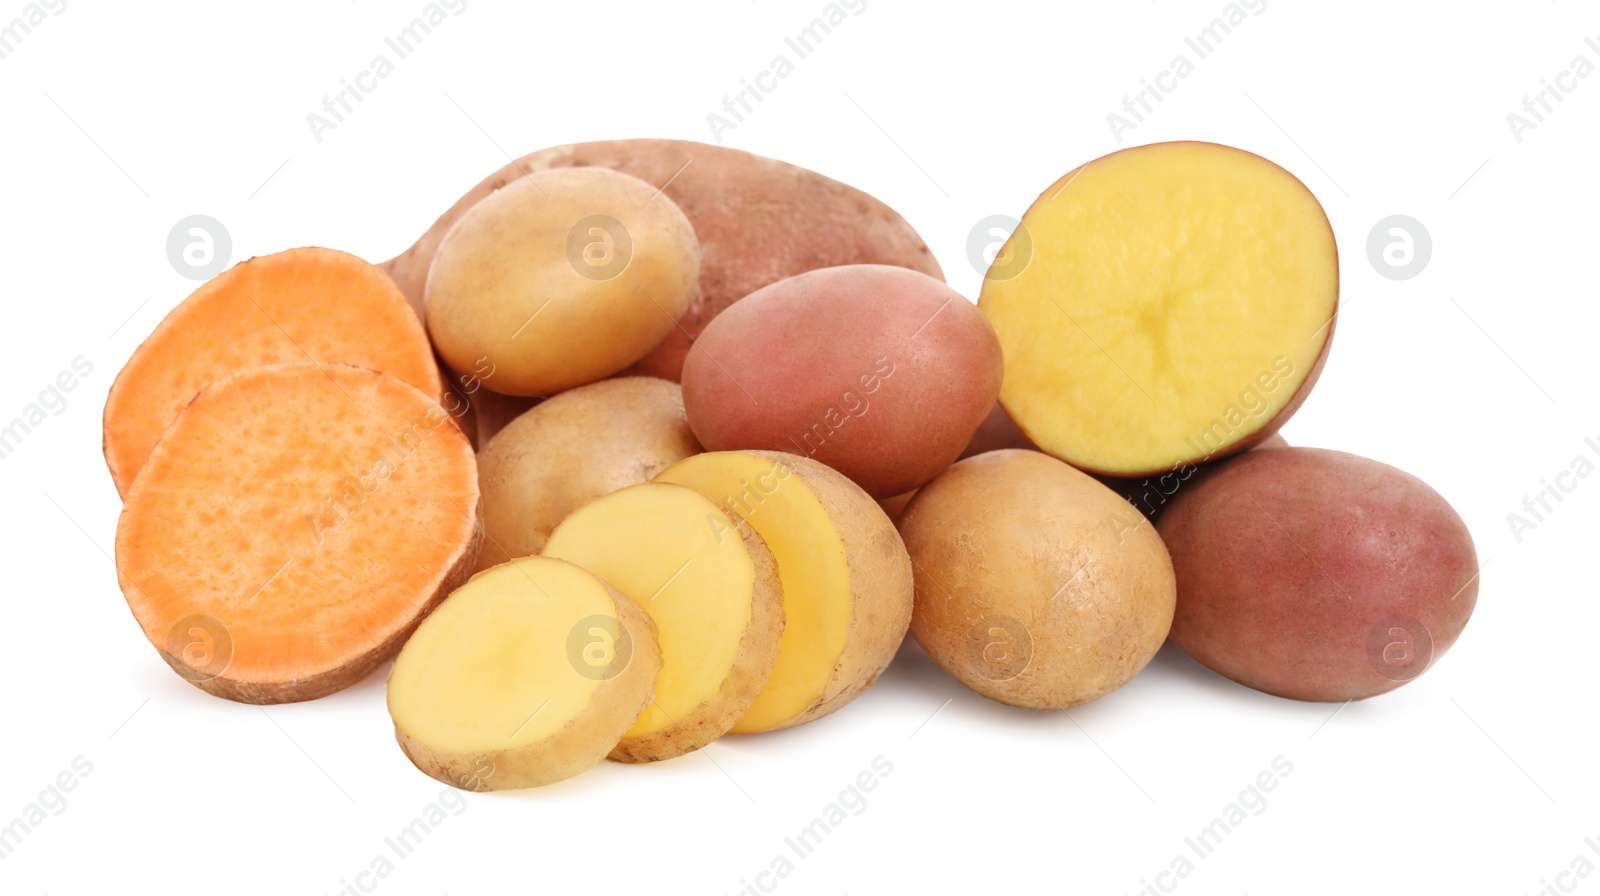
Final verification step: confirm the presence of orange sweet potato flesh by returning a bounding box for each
[103,247,444,498]
[115,364,482,704]
[381,139,944,381]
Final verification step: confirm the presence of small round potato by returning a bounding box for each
[424,167,700,396]
[1158,447,1479,702]
[681,265,1002,498]
[900,450,1176,709]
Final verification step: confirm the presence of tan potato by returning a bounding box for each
[1158,447,1479,702]
[384,139,944,381]
[655,451,913,732]
[388,557,661,790]
[544,483,784,762]
[475,378,700,569]
[424,166,699,396]
[901,450,1176,709]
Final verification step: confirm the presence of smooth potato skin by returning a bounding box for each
[1158,447,1479,702]
[383,139,944,381]
[475,378,700,569]
[682,266,1003,498]
[901,450,1176,710]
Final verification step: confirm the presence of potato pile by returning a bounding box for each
[104,138,1477,791]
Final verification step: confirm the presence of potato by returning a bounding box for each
[544,483,784,762]
[475,377,700,569]
[979,141,1337,476]
[681,265,1003,498]
[387,556,662,790]
[900,450,1176,710]
[383,139,944,381]
[1158,447,1479,702]
[1113,432,1290,521]
[424,166,699,396]
[655,450,913,732]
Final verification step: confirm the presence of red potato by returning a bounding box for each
[382,139,944,381]
[1158,447,1479,702]
[681,265,1003,498]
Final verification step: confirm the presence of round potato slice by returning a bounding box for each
[388,557,662,790]
[544,483,784,762]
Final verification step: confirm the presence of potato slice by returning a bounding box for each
[543,483,784,761]
[655,451,913,733]
[388,557,661,790]
[979,141,1338,476]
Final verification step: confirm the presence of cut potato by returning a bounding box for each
[476,377,701,569]
[115,364,481,704]
[388,556,662,790]
[978,141,1338,476]
[655,451,913,732]
[424,167,700,396]
[544,483,784,761]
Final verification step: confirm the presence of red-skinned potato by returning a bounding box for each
[1158,447,1479,702]
[382,139,944,381]
[681,265,1003,498]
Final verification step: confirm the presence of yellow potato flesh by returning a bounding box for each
[656,452,851,733]
[543,483,756,740]
[979,142,1338,474]
[388,559,607,754]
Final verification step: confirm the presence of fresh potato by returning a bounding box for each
[475,378,700,569]
[655,450,913,732]
[383,139,944,381]
[1158,447,1479,702]
[544,483,784,762]
[979,141,1337,476]
[901,450,1176,710]
[387,556,662,790]
[424,167,699,396]
[682,265,1003,498]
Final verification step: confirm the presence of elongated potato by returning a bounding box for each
[424,167,699,396]
[383,139,944,380]
[115,364,482,704]
[476,378,701,569]
[544,483,784,762]
[655,451,913,732]
[388,557,662,790]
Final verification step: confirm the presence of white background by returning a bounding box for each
[1,1,1594,894]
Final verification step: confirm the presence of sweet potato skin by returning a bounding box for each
[382,139,944,381]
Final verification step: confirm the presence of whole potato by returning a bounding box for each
[682,265,1003,498]
[475,377,700,569]
[424,167,699,396]
[901,450,1176,709]
[1158,447,1479,701]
